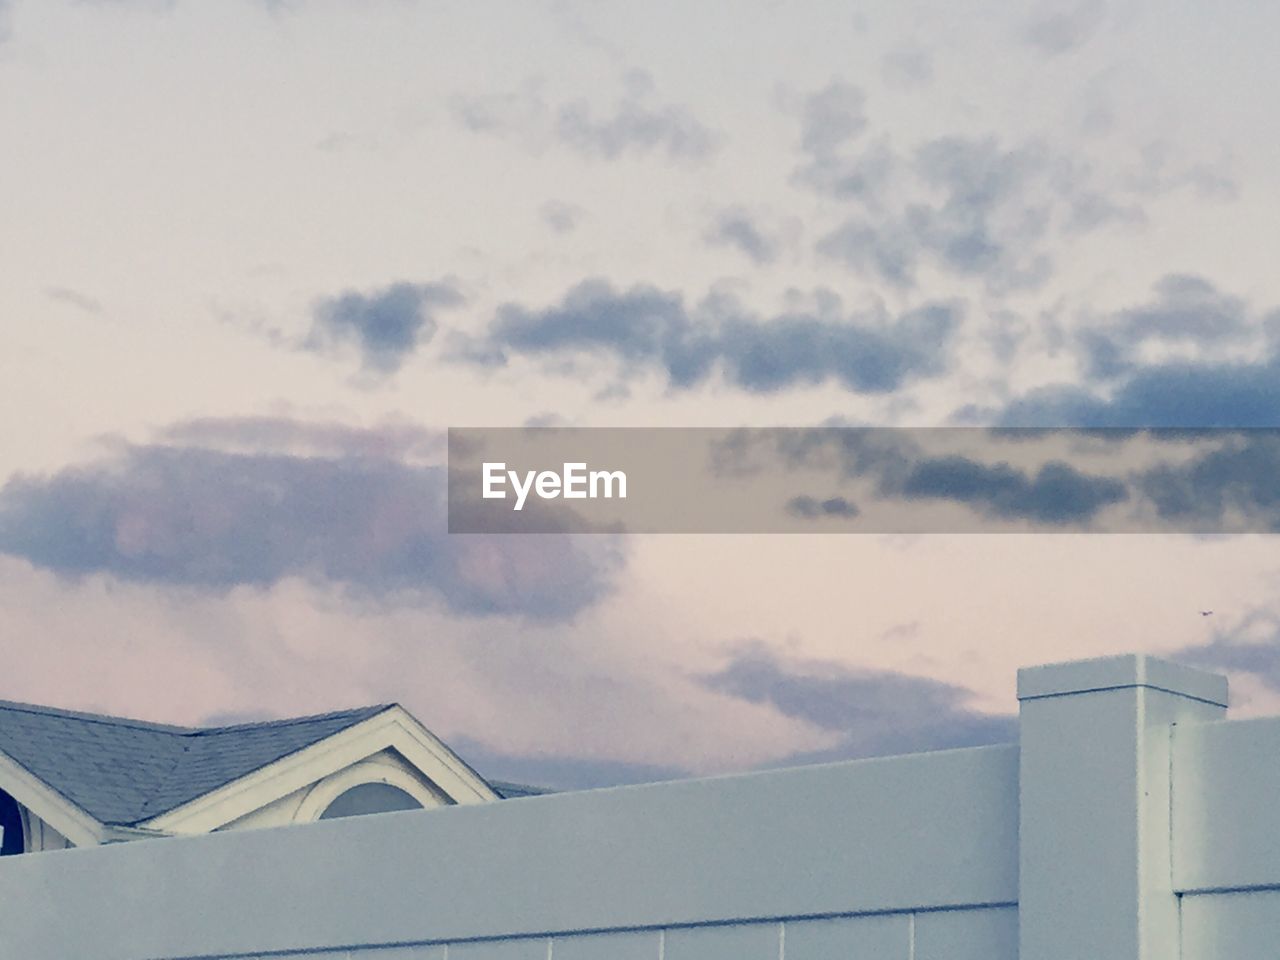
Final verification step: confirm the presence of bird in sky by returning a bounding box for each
[1201,610,1214,617]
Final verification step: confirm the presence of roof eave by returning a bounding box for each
[0,747,106,848]
[137,705,498,834]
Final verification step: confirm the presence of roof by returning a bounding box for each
[0,699,390,826]
[487,780,554,799]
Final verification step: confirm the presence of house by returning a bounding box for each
[0,698,539,855]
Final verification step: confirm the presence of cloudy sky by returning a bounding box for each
[3,0,1280,789]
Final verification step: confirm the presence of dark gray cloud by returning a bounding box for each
[454,72,719,164]
[1023,1,1107,55]
[701,645,1016,764]
[817,135,1060,292]
[753,429,1133,528]
[798,80,868,158]
[900,456,1128,524]
[983,278,1280,428]
[791,82,890,201]
[555,94,719,163]
[304,281,463,375]
[1137,433,1280,529]
[1173,612,1280,693]
[997,361,1280,428]
[791,81,1163,293]
[1076,275,1250,380]
[786,495,860,520]
[0,428,623,621]
[766,427,1280,531]
[705,208,783,265]
[461,279,963,395]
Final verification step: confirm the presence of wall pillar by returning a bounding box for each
[1017,654,1227,960]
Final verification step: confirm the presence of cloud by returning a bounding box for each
[556,93,719,163]
[786,495,860,520]
[791,83,889,201]
[0,423,623,621]
[44,286,103,315]
[699,644,1016,763]
[1130,142,1239,203]
[880,47,934,90]
[791,82,1157,293]
[746,429,1132,528]
[900,455,1128,525]
[303,281,463,376]
[997,361,1280,428]
[1137,433,1280,529]
[449,736,688,791]
[540,200,585,235]
[1023,1,1107,56]
[704,208,785,265]
[155,415,444,462]
[797,80,868,158]
[1173,611,1280,693]
[452,85,546,138]
[1076,275,1251,380]
[460,279,963,395]
[990,279,1280,428]
[816,135,1062,292]
[454,72,720,164]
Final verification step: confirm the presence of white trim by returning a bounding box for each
[142,707,497,834]
[0,748,103,848]
[292,757,441,822]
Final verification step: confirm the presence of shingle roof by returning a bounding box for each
[0,699,391,826]
[488,780,554,799]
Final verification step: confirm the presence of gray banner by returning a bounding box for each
[448,428,1280,534]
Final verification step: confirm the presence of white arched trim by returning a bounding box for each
[143,706,498,835]
[293,758,441,823]
[19,798,32,853]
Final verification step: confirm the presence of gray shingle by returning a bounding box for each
[0,700,390,825]
[487,780,553,799]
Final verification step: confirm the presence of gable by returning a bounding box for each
[0,699,388,827]
[142,706,499,834]
[133,706,390,821]
[0,698,500,845]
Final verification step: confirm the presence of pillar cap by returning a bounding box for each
[1017,653,1228,707]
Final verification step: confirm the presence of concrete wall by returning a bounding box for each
[0,653,1278,960]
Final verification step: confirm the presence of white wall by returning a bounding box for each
[0,743,1019,959]
[1171,716,1280,960]
[2,653,1279,960]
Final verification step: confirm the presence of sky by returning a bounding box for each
[3,0,1280,789]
